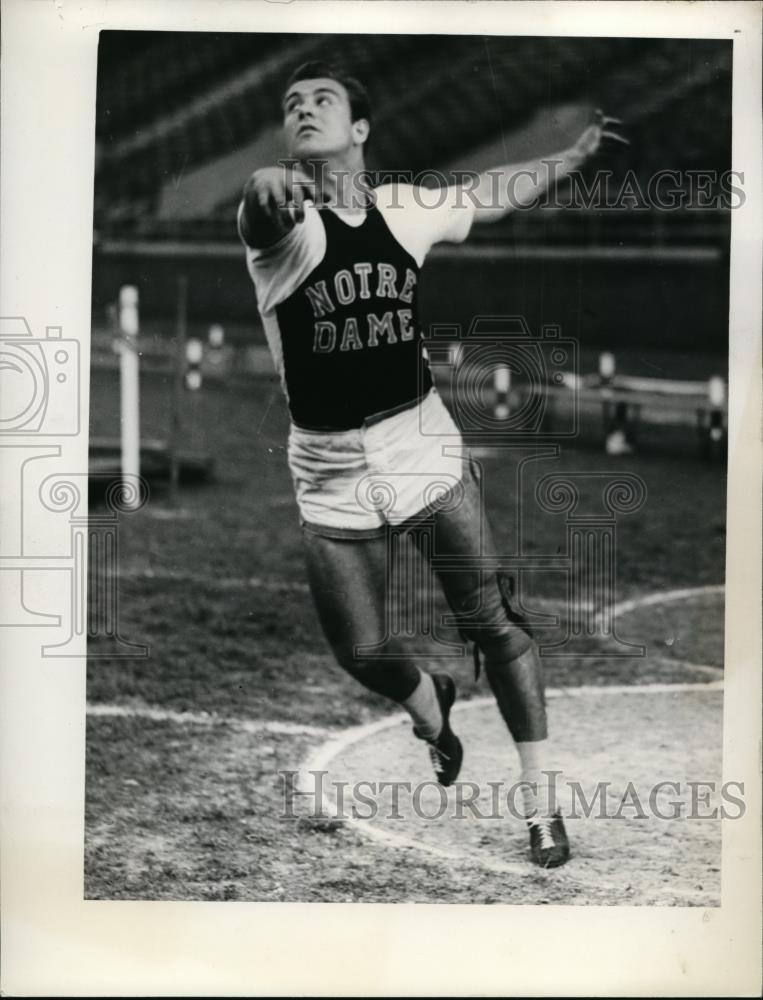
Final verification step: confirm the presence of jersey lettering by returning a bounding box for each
[399,268,417,304]
[334,269,355,306]
[313,321,336,352]
[375,263,398,298]
[304,261,405,316]
[305,280,335,318]
[367,311,397,348]
[275,207,432,429]
[353,262,373,299]
[339,316,363,352]
[397,309,414,341]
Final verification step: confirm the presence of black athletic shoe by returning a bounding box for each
[414,672,463,787]
[526,812,571,868]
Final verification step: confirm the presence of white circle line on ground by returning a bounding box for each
[86,702,332,738]
[300,681,722,899]
[595,583,725,630]
[87,680,723,733]
[650,657,723,677]
[116,570,311,593]
[114,574,725,630]
[115,569,598,611]
[303,682,724,777]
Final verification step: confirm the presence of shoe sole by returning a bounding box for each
[535,850,571,869]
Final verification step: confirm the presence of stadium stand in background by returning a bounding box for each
[94,34,732,244]
[91,33,732,379]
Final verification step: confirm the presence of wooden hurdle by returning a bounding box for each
[595,352,727,460]
[481,349,727,459]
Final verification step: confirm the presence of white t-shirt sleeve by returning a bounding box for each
[238,201,326,315]
[375,183,475,267]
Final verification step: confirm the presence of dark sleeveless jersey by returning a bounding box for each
[274,206,433,430]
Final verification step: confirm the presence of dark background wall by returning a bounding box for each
[92,245,729,354]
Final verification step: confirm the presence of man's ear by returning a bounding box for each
[351,118,370,146]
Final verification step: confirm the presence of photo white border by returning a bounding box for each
[1,1,760,995]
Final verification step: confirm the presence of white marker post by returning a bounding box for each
[169,275,189,507]
[599,351,632,455]
[185,337,203,391]
[707,376,725,443]
[208,323,224,349]
[599,351,616,383]
[118,285,140,507]
[494,365,511,420]
[207,323,226,380]
[702,375,726,459]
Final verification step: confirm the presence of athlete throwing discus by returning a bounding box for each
[238,62,626,867]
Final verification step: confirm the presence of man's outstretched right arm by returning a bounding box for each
[239,166,310,249]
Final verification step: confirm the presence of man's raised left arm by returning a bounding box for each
[467,110,628,223]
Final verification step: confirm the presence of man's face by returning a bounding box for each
[283,77,367,159]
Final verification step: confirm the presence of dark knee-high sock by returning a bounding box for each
[344,659,443,739]
[343,658,421,703]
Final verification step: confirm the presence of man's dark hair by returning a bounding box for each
[283,61,372,129]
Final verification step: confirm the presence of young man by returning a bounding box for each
[238,61,625,868]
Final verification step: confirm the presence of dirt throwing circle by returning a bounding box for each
[300,587,725,906]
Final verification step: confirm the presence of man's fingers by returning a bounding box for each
[291,182,311,224]
[291,197,305,224]
[593,109,625,129]
[601,129,630,146]
[266,188,291,226]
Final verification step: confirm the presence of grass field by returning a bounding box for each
[85,366,727,904]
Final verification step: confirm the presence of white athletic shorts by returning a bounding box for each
[287,388,467,538]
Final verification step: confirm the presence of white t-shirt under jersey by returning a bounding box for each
[238,182,475,315]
